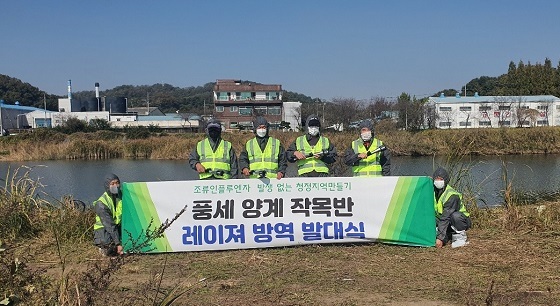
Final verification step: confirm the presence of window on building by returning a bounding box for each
[230,122,238,129]
[479,121,491,126]
[556,105,560,110]
[239,106,252,116]
[479,106,491,111]
[459,121,472,127]
[439,107,452,111]
[268,106,281,115]
[235,92,241,100]
[538,105,549,110]
[230,106,238,112]
[239,121,253,130]
[254,106,267,115]
[537,120,549,126]
[520,120,530,126]
[216,106,224,112]
[218,92,229,101]
[439,121,451,127]
[498,120,511,126]
[498,106,511,110]
[266,92,278,100]
[519,105,529,109]
[459,106,472,111]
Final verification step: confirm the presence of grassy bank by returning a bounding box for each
[1,165,560,305]
[2,127,560,161]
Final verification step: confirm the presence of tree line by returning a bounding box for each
[311,58,560,131]
[0,76,320,114]
[2,57,560,130]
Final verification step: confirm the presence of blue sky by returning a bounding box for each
[2,1,559,101]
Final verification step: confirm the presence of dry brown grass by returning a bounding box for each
[3,201,558,305]
[2,128,560,304]
[9,224,557,305]
[3,127,560,161]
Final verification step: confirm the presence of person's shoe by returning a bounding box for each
[451,231,469,248]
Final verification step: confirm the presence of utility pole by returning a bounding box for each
[146,92,150,115]
[44,93,47,127]
[0,99,3,135]
[322,102,325,125]
[404,98,408,131]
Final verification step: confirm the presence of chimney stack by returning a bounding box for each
[67,80,72,100]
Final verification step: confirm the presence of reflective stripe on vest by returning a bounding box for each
[94,192,122,230]
[295,135,329,175]
[247,137,280,178]
[435,185,470,217]
[352,138,383,177]
[197,138,232,179]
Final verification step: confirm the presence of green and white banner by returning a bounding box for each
[121,176,435,253]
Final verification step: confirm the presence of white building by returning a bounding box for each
[428,94,560,128]
[25,110,109,128]
[282,101,302,131]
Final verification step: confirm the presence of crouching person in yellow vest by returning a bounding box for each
[189,119,238,180]
[433,167,472,248]
[239,116,287,180]
[93,173,123,257]
[344,119,391,177]
[286,114,336,177]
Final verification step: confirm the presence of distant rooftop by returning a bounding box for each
[137,115,183,122]
[214,79,282,92]
[0,102,47,112]
[429,95,560,103]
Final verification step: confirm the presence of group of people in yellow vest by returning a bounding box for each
[188,115,391,180]
[92,115,470,256]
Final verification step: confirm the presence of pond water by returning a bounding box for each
[1,154,559,206]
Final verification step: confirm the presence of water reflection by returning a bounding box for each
[1,154,559,206]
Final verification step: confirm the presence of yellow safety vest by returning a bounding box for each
[93,192,122,230]
[435,185,470,217]
[295,135,330,175]
[197,138,232,179]
[352,138,383,177]
[246,137,280,178]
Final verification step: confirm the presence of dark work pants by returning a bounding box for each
[444,212,472,243]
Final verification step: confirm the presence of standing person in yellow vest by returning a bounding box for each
[286,114,336,177]
[93,173,123,257]
[189,119,238,179]
[344,119,391,176]
[433,167,471,248]
[239,116,287,180]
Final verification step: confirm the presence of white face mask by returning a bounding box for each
[308,127,320,136]
[109,185,120,195]
[434,180,445,189]
[361,131,372,141]
[256,128,267,138]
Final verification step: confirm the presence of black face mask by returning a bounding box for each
[208,129,221,139]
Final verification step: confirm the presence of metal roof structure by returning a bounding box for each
[0,102,48,112]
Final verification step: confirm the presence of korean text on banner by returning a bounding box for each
[121,176,435,253]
